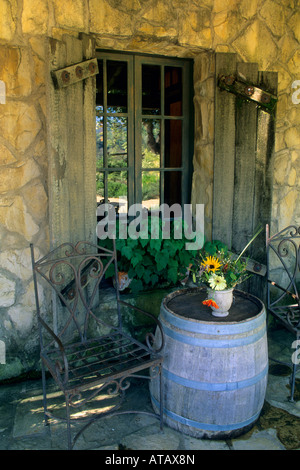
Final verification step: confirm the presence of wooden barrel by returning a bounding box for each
[150,287,268,439]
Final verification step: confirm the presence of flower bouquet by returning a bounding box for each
[191,228,262,316]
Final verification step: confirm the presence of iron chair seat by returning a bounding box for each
[42,330,163,394]
[267,304,300,336]
[266,224,300,401]
[30,240,164,449]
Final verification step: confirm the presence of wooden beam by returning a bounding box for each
[232,62,258,253]
[213,53,237,247]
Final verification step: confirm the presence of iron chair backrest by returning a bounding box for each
[266,224,300,315]
[30,240,122,351]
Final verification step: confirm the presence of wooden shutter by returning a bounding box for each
[213,53,278,297]
[46,33,98,247]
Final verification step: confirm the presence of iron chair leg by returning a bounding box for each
[159,368,164,431]
[65,394,72,450]
[290,362,297,402]
[41,361,49,426]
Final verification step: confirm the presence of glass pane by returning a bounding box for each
[96,60,103,111]
[165,66,182,116]
[142,64,161,115]
[108,171,128,203]
[107,60,127,113]
[96,171,104,203]
[164,171,181,206]
[165,120,182,168]
[142,171,160,210]
[107,116,128,168]
[96,112,103,167]
[142,119,160,168]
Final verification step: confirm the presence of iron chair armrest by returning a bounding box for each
[268,279,300,303]
[117,299,165,353]
[38,315,69,386]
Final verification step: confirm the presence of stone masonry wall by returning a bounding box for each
[0,0,299,379]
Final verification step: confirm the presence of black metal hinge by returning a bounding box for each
[218,74,277,113]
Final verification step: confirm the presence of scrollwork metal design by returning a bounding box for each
[267,225,300,332]
[118,299,165,353]
[33,241,115,345]
[68,377,130,409]
[150,364,162,380]
[286,307,300,329]
[268,226,300,306]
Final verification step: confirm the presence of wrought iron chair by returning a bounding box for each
[266,224,300,401]
[30,240,164,449]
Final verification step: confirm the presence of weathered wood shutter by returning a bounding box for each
[46,33,98,247]
[213,53,278,297]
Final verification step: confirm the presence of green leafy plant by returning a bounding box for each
[100,217,198,293]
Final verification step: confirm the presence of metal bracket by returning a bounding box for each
[51,58,99,89]
[218,74,277,113]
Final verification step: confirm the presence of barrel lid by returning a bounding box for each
[163,287,264,324]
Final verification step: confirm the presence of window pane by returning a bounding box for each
[96,60,104,112]
[96,112,104,167]
[142,119,160,168]
[107,116,128,168]
[142,65,161,115]
[108,171,128,201]
[96,171,104,202]
[165,120,182,168]
[164,171,181,206]
[142,171,160,210]
[107,60,127,113]
[165,66,182,116]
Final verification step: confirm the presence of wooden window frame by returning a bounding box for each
[96,50,194,210]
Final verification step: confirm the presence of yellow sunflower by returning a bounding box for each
[201,256,222,273]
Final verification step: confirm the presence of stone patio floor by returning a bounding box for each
[0,323,300,452]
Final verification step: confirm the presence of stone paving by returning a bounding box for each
[0,324,299,452]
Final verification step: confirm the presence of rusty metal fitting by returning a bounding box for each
[61,70,70,83]
[253,263,262,273]
[89,62,96,74]
[261,93,271,104]
[244,86,254,96]
[76,66,83,78]
[224,75,235,86]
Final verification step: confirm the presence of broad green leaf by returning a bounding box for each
[105,263,115,279]
[142,268,152,284]
[167,266,178,284]
[167,258,178,269]
[151,274,159,286]
[155,250,169,271]
[139,237,149,248]
[135,263,145,279]
[149,239,162,252]
[126,238,139,249]
[121,245,133,259]
[131,253,143,268]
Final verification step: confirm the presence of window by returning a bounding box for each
[96,52,193,213]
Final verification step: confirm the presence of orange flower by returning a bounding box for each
[202,299,219,309]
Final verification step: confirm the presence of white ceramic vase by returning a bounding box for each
[206,287,234,317]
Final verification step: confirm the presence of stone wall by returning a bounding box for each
[0,0,299,379]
